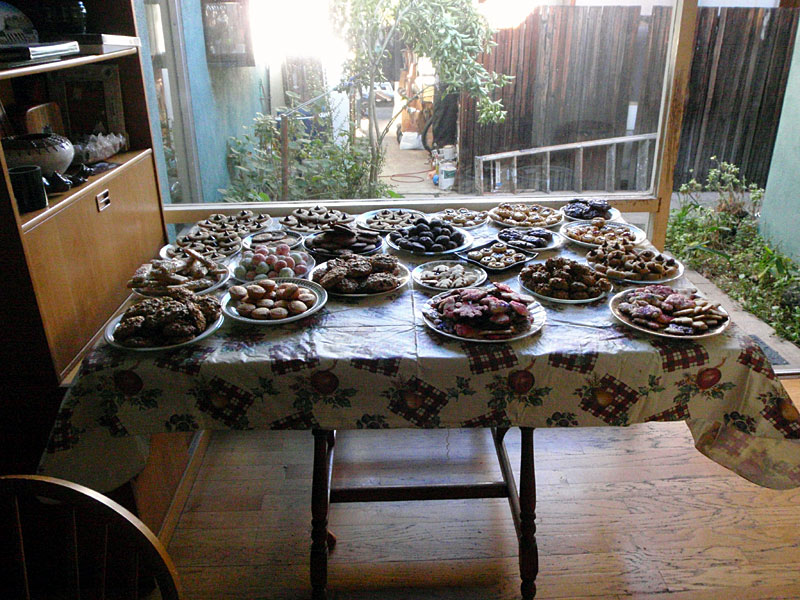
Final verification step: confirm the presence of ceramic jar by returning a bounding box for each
[3,133,75,177]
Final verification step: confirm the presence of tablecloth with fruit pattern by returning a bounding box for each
[39,224,800,492]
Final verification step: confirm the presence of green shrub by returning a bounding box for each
[666,159,800,345]
[220,103,392,202]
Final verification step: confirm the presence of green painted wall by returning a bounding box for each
[761,25,800,262]
[181,0,267,203]
[133,0,171,206]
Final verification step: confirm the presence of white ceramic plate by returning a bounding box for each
[308,262,411,297]
[563,206,622,222]
[385,228,474,256]
[560,220,647,248]
[221,278,328,325]
[104,313,224,351]
[518,275,610,304]
[133,269,230,298]
[242,230,303,249]
[303,230,384,258]
[608,288,731,339]
[488,206,564,229]
[497,230,567,253]
[455,241,537,272]
[589,259,685,286]
[421,296,546,343]
[228,252,315,283]
[411,260,488,292]
[356,208,426,232]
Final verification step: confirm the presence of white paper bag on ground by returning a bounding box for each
[399,132,423,150]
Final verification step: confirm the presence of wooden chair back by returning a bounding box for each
[0,474,181,599]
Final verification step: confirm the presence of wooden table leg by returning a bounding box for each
[519,427,538,599]
[311,429,335,600]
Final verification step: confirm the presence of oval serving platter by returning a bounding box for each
[105,313,224,351]
[221,278,328,325]
[560,220,647,249]
[411,260,488,292]
[308,262,411,298]
[518,275,610,305]
[420,293,546,344]
[608,288,731,340]
[385,228,474,256]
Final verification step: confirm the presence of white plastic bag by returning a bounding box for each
[399,132,423,150]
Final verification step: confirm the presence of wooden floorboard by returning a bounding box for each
[169,382,800,599]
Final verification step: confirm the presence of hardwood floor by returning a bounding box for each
[169,382,800,600]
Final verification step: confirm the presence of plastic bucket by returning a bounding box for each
[441,145,456,161]
[439,162,456,190]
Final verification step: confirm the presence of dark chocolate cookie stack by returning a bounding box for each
[563,198,612,220]
[498,227,554,250]
[388,217,466,253]
[304,224,383,259]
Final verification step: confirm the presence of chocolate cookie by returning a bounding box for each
[370,255,400,273]
[346,258,373,277]
[334,278,360,294]
[305,225,382,258]
[318,266,349,289]
[365,272,398,292]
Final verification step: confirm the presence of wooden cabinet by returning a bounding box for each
[24,152,164,377]
[0,1,166,474]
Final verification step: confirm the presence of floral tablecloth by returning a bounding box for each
[39,223,800,492]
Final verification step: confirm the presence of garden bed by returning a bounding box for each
[666,160,800,347]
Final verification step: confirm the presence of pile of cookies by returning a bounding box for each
[388,217,466,253]
[489,203,562,227]
[563,198,612,220]
[416,263,483,289]
[362,209,423,232]
[312,254,404,294]
[436,208,489,228]
[466,242,529,269]
[520,257,612,300]
[113,290,221,347]
[563,218,639,246]
[279,205,355,232]
[169,229,242,260]
[128,249,228,295]
[247,229,302,248]
[228,280,318,321]
[423,283,538,340]
[233,244,313,280]
[616,285,729,336]
[196,210,272,235]
[587,240,681,281]
[168,210,271,259]
[498,227,555,250]
[304,224,382,258]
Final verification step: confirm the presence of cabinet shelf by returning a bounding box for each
[0,47,138,80]
[19,149,153,232]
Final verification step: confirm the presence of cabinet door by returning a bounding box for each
[24,155,165,378]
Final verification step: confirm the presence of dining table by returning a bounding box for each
[38,212,800,600]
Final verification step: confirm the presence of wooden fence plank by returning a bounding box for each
[674,7,798,187]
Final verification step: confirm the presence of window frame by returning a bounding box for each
[160,0,698,251]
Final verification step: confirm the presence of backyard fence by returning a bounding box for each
[458,5,670,193]
[458,6,798,194]
[675,7,799,188]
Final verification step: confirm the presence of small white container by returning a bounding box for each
[439,162,456,190]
